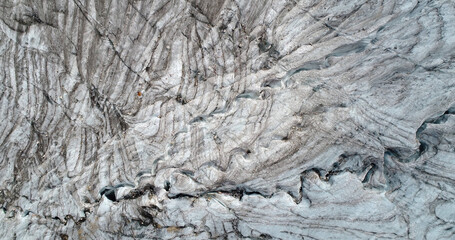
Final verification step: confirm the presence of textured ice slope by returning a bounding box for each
[1,0,455,239]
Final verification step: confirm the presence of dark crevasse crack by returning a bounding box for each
[386,106,455,164]
[166,153,383,204]
[384,105,455,191]
[206,187,270,201]
[166,186,270,201]
[305,154,382,185]
[99,182,150,202]
[99,186,117,202]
